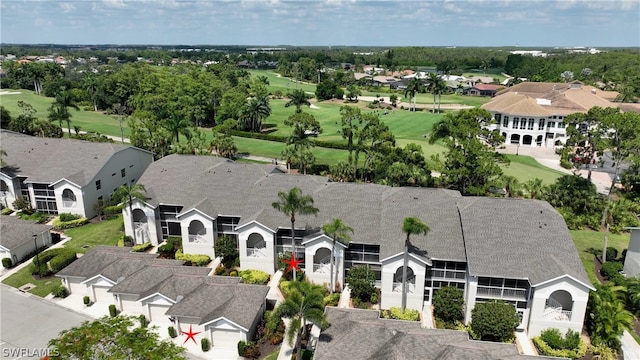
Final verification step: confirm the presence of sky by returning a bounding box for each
[1,0,639,47]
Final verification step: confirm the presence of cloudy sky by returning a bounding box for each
[1,0,638,47]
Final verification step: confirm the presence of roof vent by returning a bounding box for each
[176,295,184,302]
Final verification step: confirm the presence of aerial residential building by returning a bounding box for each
[121,155,593,338]
[0,130,153,218]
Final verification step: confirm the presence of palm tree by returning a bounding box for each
[589,283,634,349]
[240,95,271,132]
[83,74,99,111]
[403,78,422,112]
[273,281,326,357]
[425,73,445,113]
[113,184,147,245]
[272,187,319,280]
[523,178,544,199]
[501,175,520,198]
[322,218,353,292]
[163,112,192,143]
[48,89,79,136]
[285,89,311,113]
[401,217,429,312]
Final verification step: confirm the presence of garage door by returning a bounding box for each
[93,286,112,303]
[148,305,170,324]
[211,329,242,349]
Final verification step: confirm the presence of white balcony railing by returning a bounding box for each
[543,307,572,321]
[62,200,75,208]
[392,282,415,293]
[247,247,267,258]
[313,263,330,274]
[476,287,527,300]
[188,234,207,243]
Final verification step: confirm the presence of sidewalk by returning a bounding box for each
[621,330,640,360]
[514,330,537,356]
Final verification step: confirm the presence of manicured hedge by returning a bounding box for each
[230,130,351,151]
[48,249,78,273]
[1,207,13,215]
[533,333,587,359]
[59,213,81,222]
[238,269,270,285]
[131,242,152,252]
[2,257,13,269]
[30,248,77,276]
[53,216,89,230]
[175,250,211,266]
[103,204,123,216]
[381,307,420,321]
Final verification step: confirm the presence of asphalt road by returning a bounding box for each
[0,285,92,360]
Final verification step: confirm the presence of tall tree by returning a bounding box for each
[84,73,99,111]
[322,218,354,293]
[285,89,311,113]
[400,217,429,312]
[523,178,544,199]
[339,106,363,177]
[163,111,192,143]
[403,78,422,112]
[48,315,186,360]
[240,95,271,132]
[429,108,507,195]
[284,111,322,172]
[425,73,442,113]
[48,89,79,137]
[272,281,326,358]
[565,106,617,182]
[113,183,147,245]
[271,187,319,280]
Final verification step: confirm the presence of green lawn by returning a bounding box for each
[501,155,565,185]
[262,346,281,360]
[1,215,125,297]
[570,229,630,286]
[248,70,317,95]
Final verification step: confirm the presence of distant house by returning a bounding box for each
[464,84,504,97]
[123,154,594,338]
[480,81,639,148]
[0,130,153,218]
[0,215,52,266]
[56,246,269,355]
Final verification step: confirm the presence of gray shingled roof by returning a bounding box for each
[457,197,591,286]
[316,308,548,360]
[0,130,134,186]
[165,282,269,329]
[0,215,52,250]
[107,265,212,298]
[55,246,158,279]
[139,155,466,262]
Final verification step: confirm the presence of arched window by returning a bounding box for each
[393,266,415,293]
[188,220,206,243]
[62,189,76,207]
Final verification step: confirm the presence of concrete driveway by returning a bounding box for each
[0,285,92,359]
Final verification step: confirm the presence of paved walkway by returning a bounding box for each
[514,330,537,356]
[338,286,351,308]
[421,304,434,329]
[621,330,640,360]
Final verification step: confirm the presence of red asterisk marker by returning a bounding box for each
[182,324,201,345]
[283,252,302,273]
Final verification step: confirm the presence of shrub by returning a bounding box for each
[239,269,270,285]
[229,270,238,277]
[29,248,77,276]
[103,204,123,217]
[131,242,152,252]
[605,247,619,261]
[12,196,32,212]
[48,249,77,273]
[600,261,623,280]
[138,314,148,328]
[52,285,68,298]
[534,329,587,359]
[59,213,81,222]
[323,293,340,307]
[214,234,239,269]
[83,296,91,305]
[382,307,420,321]
[201,337,210,352]
[589,344,618,360]
[18,211,48,223]
[214,265,225,275]
[469,301,519,342]
[2,257,12,269]
[432,286,465,324]
[122,235,134,247]
[109,304,118,317]
[168,326,177,338]
[175,250,211,266]
[346,265,376,303]
[1,207,13,215]
[237,340,247,355]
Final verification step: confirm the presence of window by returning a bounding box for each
[62,189,76,207]
[121,168,126,178]
[512,117,519,128]
[558,122,566,129]
[95,180,101,190]
[528,119,534,130]
[538,119,545,130]
[549,122,556,128]
[520,118,526,130]
[495,114,502,126]
[503,116,509,128]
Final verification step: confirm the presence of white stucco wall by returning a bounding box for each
[54,182,85,217]
[179,211,215,257]
[238,223,276,274]
[0,173,17,209]
[83,147,153,218]
[303,236,345,290]
[122,201,160,246]
[380,254,426,311]
[623,228,640,277]
[527,276,591,337]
